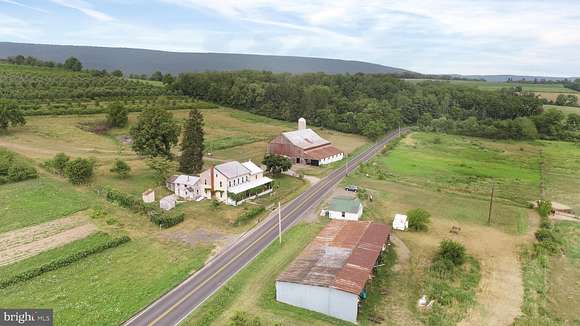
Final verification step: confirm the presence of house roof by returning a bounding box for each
[215,161,250,179]
[304,145,343,160]
[282,128,330,149]
[228,176,273,194]
[329,196,361,214]
[241,161,263,175]
[166,175,178,184]
[174,175,200,186]
[277,220,390,295]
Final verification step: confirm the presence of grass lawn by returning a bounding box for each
[0,177,90,233]
[364,132,541,205]
[185,222,356,326]
[0,238,212,326]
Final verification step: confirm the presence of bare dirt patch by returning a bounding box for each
[0,212,97,266]
[162,228,237,260]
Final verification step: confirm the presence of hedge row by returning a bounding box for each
[94,185,184,228]
[232,206,266,226]
[0,148,38,184]
[0,234,130,289]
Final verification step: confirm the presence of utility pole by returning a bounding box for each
[488,181,495,225]
[278,202,282,244]
[398,121,401,137]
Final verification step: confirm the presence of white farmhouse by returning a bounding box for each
[328,196,363,221]
[276,220,391,323]
[198,160,273,206]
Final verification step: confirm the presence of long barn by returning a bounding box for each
[276,220,391,323]
[267,118,344,166]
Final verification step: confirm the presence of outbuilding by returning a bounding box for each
[276,220,391,323]
[159,195,176,211]
[392,214,409,231]
[328,196,363,221]
[142,189,155,203]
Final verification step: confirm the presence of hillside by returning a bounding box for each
[0,42,411,75]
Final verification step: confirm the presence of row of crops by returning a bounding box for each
[0,63,170,101]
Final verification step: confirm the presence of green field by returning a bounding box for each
[0,238,211,326]
[364,132,542,205]
[544,104,580,115]
[0,177,90,233]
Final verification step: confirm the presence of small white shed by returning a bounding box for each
[328,196,363,221]
[142,189,155,203]
[392,214,408,231]
[160,195,176,211]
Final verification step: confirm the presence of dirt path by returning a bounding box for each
[457,212,540,326]
[391,234,410,272]
[0,212,97,266]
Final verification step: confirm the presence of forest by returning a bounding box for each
[170,71,576,140]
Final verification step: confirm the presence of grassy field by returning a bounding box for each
[544,104,580,115]
[0,238,212,326]
[0,177,90,233]
[363,132,542,205]
[542,141,580,212]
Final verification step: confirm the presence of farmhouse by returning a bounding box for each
[268,118,343,166]
[328,196,363,221]
[199,160,273,206]
[276,220,391,323]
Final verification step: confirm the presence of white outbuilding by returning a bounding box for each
[327,196,363,221]
[392,214,409,231]
[142,189,155,203]
[276,220,391,324]
[160,195,177,211]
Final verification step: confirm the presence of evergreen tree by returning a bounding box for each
[179,108,205,174]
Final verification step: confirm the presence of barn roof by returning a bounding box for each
[282,129,330,149]
[277,220,390,295]
[304,145,343,160]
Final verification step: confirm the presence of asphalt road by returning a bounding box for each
[123,128,409,326]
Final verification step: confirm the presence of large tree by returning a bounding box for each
[63,57,83,71]
[0,100,26,132]
[130,107,180,158]
[179,108,205,174]
[262,154,291,176]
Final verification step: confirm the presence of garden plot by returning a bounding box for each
[0,211,96,266]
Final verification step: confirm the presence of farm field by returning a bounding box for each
[544,104,580,115]
[405,79,577,93]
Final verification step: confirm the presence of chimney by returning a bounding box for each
[298,117,306,130]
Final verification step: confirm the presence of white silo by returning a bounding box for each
[298,117,306,130]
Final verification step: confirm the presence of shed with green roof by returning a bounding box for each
[328,196,363,221]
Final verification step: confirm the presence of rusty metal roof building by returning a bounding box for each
[277,220,390,295]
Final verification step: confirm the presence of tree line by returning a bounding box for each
[170,71,546,140]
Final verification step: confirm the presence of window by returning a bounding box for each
[228,181,231,187]
[341,211,346,218]
[219,181,223,187]
[204,179,207,185]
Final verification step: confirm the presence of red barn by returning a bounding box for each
[268,118,344,166]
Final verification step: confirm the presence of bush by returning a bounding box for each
[229,311,262,326]
[64,157,95,184]
[7,164,38,182]
[0,234,130,289]
[407,208,431,231]
[537,200,552,218]
[110,158,131,178]
[43,152,70,175]
[435,240,466,266]
[233,206,265,226]
[151,211,184,228]
[430,257,455,278]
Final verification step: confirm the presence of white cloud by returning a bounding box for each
[0,0,49,13]
[50,0,114,21]
[0,13,40,39]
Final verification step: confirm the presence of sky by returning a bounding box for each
[1,0,579,76]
